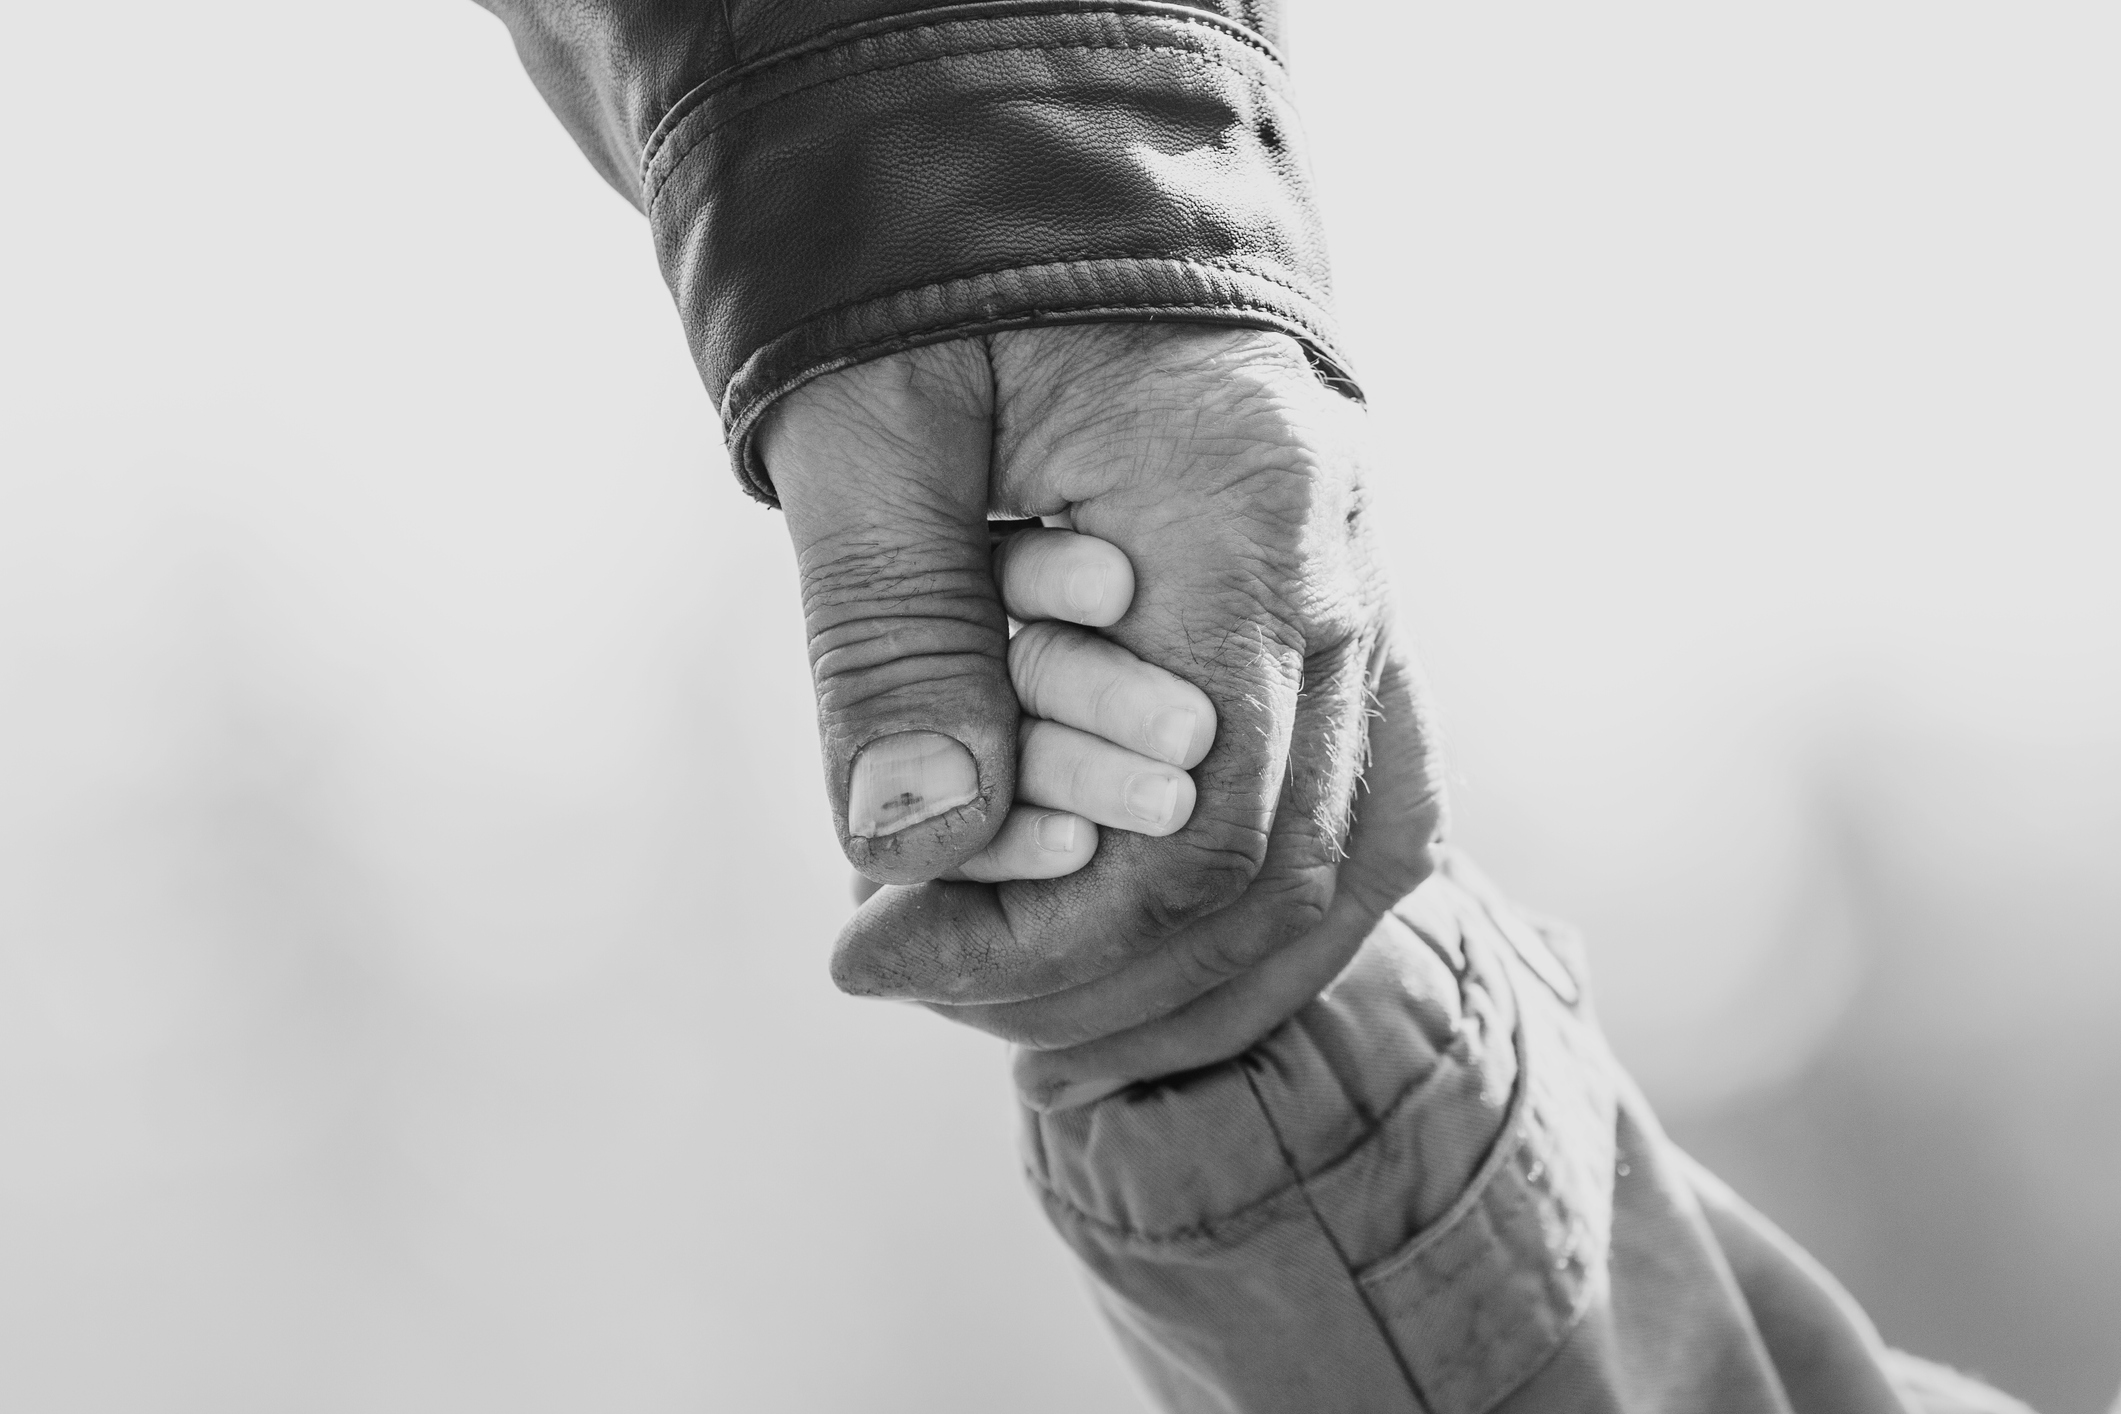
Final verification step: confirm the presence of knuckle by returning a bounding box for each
[1084,657,1131,729]
[800,553,1010,723]
[1063,737,1101,807]
[1164,870,1327,997]
[810,647,1007,727]
[797,519,992,614]
[1262,867,1334,940]
[800,537,993,625]
[1173,925,1262,993]
[1347,801,1446,912]
[1011,1051,1077,1112]
[1133,836,1262,934]
[1006,621,1064,711]
[1173,864,1330,991]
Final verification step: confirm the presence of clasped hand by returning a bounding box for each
[758,324,1447,1110]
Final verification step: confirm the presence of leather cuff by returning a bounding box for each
[640,0,1356,505]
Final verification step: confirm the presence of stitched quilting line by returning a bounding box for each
[1399,1242,1581,1409]
[1361,1066,1596,1300]
[1383,1209,1561,1401]
[1389,1194,1597,1409]
[1014,903,1507,1249]
[1027,1165,1288,1249]
[640,0,1285,174]
[1295,1058,1505,1234]
[1389,1132,1577,1324]
[1365,975,1611,1314]
[1361,1058,1607,1408]
[1242,1061,1437,1414]
[646,37,1291,212]
[1020,1038,1497,1251]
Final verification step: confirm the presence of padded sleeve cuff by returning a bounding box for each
[639,1,1355,505]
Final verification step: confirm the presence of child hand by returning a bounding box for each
[854,524,1215,898]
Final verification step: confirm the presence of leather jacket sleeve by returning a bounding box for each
[474,0,1354,505]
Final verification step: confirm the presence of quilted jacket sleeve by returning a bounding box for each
[1022,853,2036,1413]
[474,0,1354,504]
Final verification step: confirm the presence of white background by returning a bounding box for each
[2,2,2116,1409]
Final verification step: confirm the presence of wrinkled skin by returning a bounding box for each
[760,324,1447,1108]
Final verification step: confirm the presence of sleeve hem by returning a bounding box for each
[639,2,1351,502]
[1026,864,1621,1414]
[720,257,1355,505]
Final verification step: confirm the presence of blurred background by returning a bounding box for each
[1,2,2114,1409]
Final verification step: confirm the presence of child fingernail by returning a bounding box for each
[1064,561,1106,618]
[1036,812,1081,852]
[1123,772,1180,828]
[848,732,979,838]
[1146,706,1197,764]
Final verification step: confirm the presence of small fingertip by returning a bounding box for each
[1119,770,1194,835]
[1145,705,1199,767]
[1063,561,1107,620]
[995,528,1137,627]
[1000,530,1132,626]
[1071,539,1134,627]
[1170,774,1197,833]
[1121,773,1179,830]
[953,808,1097,882]
[1035,810,1082,854]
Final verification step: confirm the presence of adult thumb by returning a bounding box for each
[756,342,1017,884]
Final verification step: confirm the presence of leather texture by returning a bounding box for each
[477,0,1351,504]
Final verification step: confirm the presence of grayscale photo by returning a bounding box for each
[3,2,2116,1410]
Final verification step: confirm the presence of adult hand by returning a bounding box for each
[760,324,1445,1098]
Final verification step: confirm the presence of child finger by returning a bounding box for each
[1009,622,1216,768]
[1017,719,1197,837]
[992,528,1134,627]
[946,805,1100,883]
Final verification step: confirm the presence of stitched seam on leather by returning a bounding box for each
[646,39,1290,210]
[716,0,742,68]
[737,252,1324,346]
[640,1,1282,174]
[771,294,1322,366]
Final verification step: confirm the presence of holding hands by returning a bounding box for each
[760,324,1447,1110]
[892,525,1214,886]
